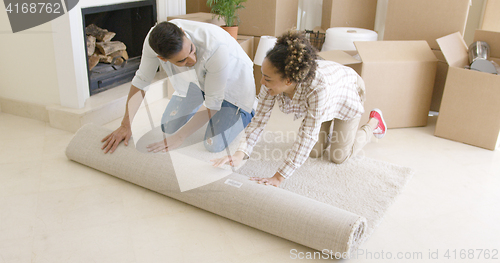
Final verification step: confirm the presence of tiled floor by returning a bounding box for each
[0,105,499,262]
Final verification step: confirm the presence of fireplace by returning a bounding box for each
[82,0,157,95]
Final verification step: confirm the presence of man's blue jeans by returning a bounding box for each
[161,83,254,153]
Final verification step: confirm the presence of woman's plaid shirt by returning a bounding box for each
[237,60,365,179]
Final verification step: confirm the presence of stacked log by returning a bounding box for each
[85,24,127,70]
[85,24,116,42]
[86,35,96,55]
[97,50,129,65]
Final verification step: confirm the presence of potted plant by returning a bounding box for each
[207,0,246,39]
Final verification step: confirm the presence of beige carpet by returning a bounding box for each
[238,136,414,241]
[67,124,413,257]
[135,126,414,241]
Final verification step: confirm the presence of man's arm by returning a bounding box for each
[101,85,144,153]
[102,26,161,153]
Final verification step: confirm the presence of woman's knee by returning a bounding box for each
[309,148,323,158]
[331,156,348,164]
[309,143,327,158]
[329,148,351,164]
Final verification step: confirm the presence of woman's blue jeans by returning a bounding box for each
[161,83,254,153]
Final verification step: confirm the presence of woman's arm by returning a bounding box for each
[211,86,276,167]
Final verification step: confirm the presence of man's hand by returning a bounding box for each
[250,172,285,187]
[146,135,185,153]
[211,151,246,168]
[101,125,132,154]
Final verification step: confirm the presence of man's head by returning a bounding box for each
[149,22,197,67]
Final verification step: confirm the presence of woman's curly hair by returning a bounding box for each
[266,30,317,85]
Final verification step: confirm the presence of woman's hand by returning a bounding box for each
[146,135,184,153]
[211,151,246,167]
[250,172,285,187]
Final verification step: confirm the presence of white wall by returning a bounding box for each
[166,0,186,17]
[0,3,60,106]
[374,0,389,40]
[297,0,322,31]
[464,0,486,45]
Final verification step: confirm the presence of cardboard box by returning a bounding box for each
[383,0,470,50]
[319,41,437,128]
[167,12,224,26]
[430,50,449,112]
[238,0,299,36]
[321,0,378,31]
[253,36,261,60]
[435,30,500,150]
[166,14,253,57]
[186,0,211,14]
[237,35,254,60]
[317,50,362,75]
[166,14,254,59]
[481,0,500,32]
[254,64,263,95]
[253,37,262,95]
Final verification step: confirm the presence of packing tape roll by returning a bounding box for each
[322,27,378,51]
[254,36,277,66]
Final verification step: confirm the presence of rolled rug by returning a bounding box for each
[66,124,367,257]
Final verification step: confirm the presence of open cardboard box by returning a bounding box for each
[430,50,449,112]
[435,30,500,150]
[237,35,254,62]
[319,41,437,128]
[381,0,470,113]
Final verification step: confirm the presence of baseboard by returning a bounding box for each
[1,71,171,133]
[47,77,170,133]
[0,97,50,122]
[46,96,128,133]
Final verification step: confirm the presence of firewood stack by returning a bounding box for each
[86,24,128,70]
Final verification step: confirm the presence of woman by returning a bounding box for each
[212,30,386,187]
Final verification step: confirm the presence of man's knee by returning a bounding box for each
[161,122,181,134]
[161,122,179,134]
[204,137,226,153]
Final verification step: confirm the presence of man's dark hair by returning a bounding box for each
[148,22,185,59]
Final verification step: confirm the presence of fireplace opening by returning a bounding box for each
[82,0,157,96]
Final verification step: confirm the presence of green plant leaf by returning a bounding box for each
[207,0,246,27]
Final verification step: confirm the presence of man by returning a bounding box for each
[101,19,256,153]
